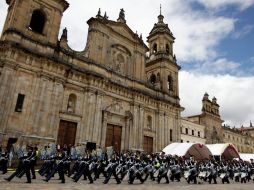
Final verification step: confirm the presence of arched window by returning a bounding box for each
[156,73,160,82]
[166,44,170,54]
[150,74,156,85]
[67,94,77,113]
[29,10,46,34]
[147,115,152,129]
[167,75,173,91]
[153,43,157,53]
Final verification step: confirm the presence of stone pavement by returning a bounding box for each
[0,172,252,190]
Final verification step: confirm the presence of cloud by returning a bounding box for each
[170,14,235,62]
[196,0,254,11]
[192,58,241,75]
[232,24,254,39]
[179,71,254,127]
[0,0,239,63]
[63,0,236,62]
[0,1,7,35]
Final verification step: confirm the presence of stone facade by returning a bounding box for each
[186,93,223,144]
[222,125,254,153]
[0,0,183,153]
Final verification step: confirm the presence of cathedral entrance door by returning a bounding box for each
[143,136,153,154]
[57,120,77,147]
[105,124,122,153]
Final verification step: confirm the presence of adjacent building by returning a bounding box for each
[180,118,206,144]
[222,124,254,153]
[184,93,254,153]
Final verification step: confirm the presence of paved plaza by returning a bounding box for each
[0,172,252,190]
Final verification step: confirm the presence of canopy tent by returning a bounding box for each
[206,143,239,160]
[162,143,212,160]
[239,153,254,162]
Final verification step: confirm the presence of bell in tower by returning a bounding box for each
[145,5,181,100]
[147,5,175,57]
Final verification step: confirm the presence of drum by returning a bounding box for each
[241,172,247,178]
[199,171,207,178]
[123,172,129,181]
[89,163,94,171]
[220,173,226,179]
[167,169,172,177]
[154,170,159,178]
[184,171,190,179]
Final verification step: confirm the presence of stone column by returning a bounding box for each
[48,80,64,138]
[155,110,160,152]
[125,116,130,150]
[92,93,103,144]
[0,66,16,131]
[80,90,89,144]
[100,111,108,147]
[139,106,144,150]
[132,105,139,149]
[31,75,47,135]
[84,91,96,142]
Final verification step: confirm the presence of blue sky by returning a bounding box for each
[219,7,254,75]
[0,0,254,127]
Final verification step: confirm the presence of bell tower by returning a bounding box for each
[1,0,69,46]
[146,6,180,99]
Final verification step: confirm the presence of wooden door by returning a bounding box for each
[57,120,77,147]
[105,124,122,153]
[143,136,153,154]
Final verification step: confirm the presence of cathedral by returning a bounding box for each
[0,0,183,153]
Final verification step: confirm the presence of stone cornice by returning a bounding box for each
[146,56,181,70]
[0,41,181,110]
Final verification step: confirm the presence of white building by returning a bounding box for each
[181,118,206,144]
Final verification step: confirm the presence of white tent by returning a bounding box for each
[206,143,239,159]
[239,153,254,162]
[162,143,212,160]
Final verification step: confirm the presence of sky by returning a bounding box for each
[0,0,254,127]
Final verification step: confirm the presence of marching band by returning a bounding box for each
[1,144,254,185]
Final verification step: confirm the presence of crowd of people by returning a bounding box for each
[0,144,254,185]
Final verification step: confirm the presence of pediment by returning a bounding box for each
[104,100,125,116]
[108,22,136,41]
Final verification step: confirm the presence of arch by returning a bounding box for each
[149,74,156,85]
[167,75,173,91]
[147,115,152,129]
[166,44,170,54]
[29,9,46,34]
[153,43,157,53]
[67,93,77,113]
[111,44,132,56]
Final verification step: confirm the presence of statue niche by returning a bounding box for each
[114,53,125,73]
[67,94,77,113]
[110,44,131,75]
